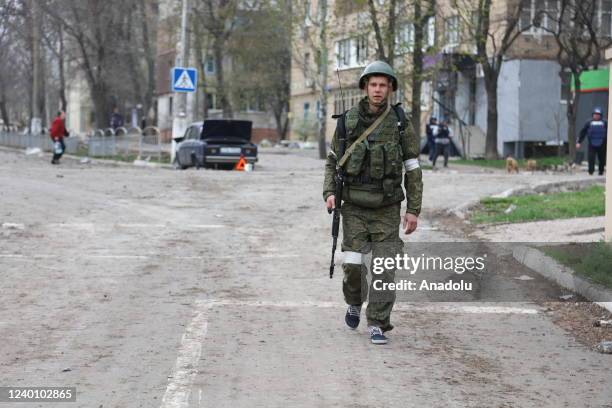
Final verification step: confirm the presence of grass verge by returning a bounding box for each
[470,185,604,224]
[543,243,612,289]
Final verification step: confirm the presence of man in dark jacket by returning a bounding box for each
[425,117,438,162]
[50,110,68,164]
[432,120,452,168]
[110,107,124,131]
[577,107,607,176]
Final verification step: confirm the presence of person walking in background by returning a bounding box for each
[432,120,452,168]
[577,107,607,176]
[110,107,124,131]
[50,110,68,165]
[425,117,438,162]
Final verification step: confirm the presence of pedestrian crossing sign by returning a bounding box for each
[171,67,198,93]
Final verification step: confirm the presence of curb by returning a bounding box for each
[512,245,612,313]
[0,145,174,170]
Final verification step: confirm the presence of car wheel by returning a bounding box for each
[175,156,188,170]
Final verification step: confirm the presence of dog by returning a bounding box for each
[506,157,519,174]
[526,159,537,172]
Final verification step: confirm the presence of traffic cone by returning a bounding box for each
[234,155,247,171]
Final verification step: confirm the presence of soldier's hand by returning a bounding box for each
[576,143,581,149]
[403,213,418,235]
[326,195,336,213]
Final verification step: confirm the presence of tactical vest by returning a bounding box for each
[338,105,407,208]
[587,120,607,147]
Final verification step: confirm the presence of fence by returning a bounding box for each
[0,131,79,154]
[87,126,165,162]
[0,127,168,163]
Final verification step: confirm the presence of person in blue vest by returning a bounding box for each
[577,107,607,176]
[425,117,438,162]
[432,120,452,168]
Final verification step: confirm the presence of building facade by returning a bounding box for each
[290,0,612,158]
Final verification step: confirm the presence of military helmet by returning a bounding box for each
[359,60,398,91]
[593,107,603,115]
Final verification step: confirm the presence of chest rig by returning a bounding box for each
[334,104,408,207]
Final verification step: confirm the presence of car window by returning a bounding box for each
[186,127,197,140]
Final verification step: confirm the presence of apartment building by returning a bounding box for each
[290,0,612,157]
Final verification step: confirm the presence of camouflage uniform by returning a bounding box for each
[323,96,423,331]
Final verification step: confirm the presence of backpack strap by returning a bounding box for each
[391,103,407,134]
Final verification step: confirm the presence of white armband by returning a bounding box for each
[404,158,420,172]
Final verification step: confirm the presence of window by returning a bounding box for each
[426,16,436,48]
[335,36,368,68]
[304,102,310,119]
[396,22,414,54]
[445,16,460,48]
[421,81,432,109]
[599,0,612,37]
[560,71,571,103]
[206,93,216,110]
[520,0,560,34]
[205,56,215,75]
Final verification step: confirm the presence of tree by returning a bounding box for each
[197,0,240,118]
[291,0,330,159]
[230,0,291,140]
[535,0,612,160]
[366,0,435,142]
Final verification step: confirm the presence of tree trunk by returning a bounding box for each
[213,40,233,118]
[484,72,499,159]
[567,74,581,161]
[140,0,157,121]
[410,0,424,140]
[317,0,328,160]
[0,86,9,130]
[92,82,110,129]
[58,26,67,111]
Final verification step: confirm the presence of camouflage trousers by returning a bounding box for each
[341,201,402,331]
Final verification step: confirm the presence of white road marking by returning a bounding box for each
[198,299,539,314]
[46,223,226,229]
[160,299,211,408]
[0,253,297,261]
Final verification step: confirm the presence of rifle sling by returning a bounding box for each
[337,103,391,168]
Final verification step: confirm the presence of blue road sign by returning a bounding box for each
[171,67,198,93]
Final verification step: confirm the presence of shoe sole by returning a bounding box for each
[371,339,388,345]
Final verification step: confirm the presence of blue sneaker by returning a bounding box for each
[345,305,361,329]
[368,326,388,345]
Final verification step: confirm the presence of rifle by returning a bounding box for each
[328,69,347,279]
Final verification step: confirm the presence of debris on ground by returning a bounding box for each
[559,294,575,301]
[504,204,517,214]
[25,147,42,156]
[593,320,612,328]
[80,157,91,164]
[514,275,534,281]
[543,302,612,350]
[2,223,25,230]
[596,341,612,354]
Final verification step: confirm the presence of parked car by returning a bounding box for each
[174,119,258,169]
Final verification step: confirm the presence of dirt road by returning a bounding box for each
[1,149,610,407]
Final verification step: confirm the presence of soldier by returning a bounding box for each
[577,107,607,176]
[323,61,423,345]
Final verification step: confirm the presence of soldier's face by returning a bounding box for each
[367,76,390,103]
[593,113,602,121]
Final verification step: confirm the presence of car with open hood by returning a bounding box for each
[174,119,258,169]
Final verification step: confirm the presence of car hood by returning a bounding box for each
[201,120,252,142]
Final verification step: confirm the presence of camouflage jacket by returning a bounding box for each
[322,98,423,216]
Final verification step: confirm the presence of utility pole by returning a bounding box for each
[605,47,612,243]
[171,0,191,163]
[30,0,42,134]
